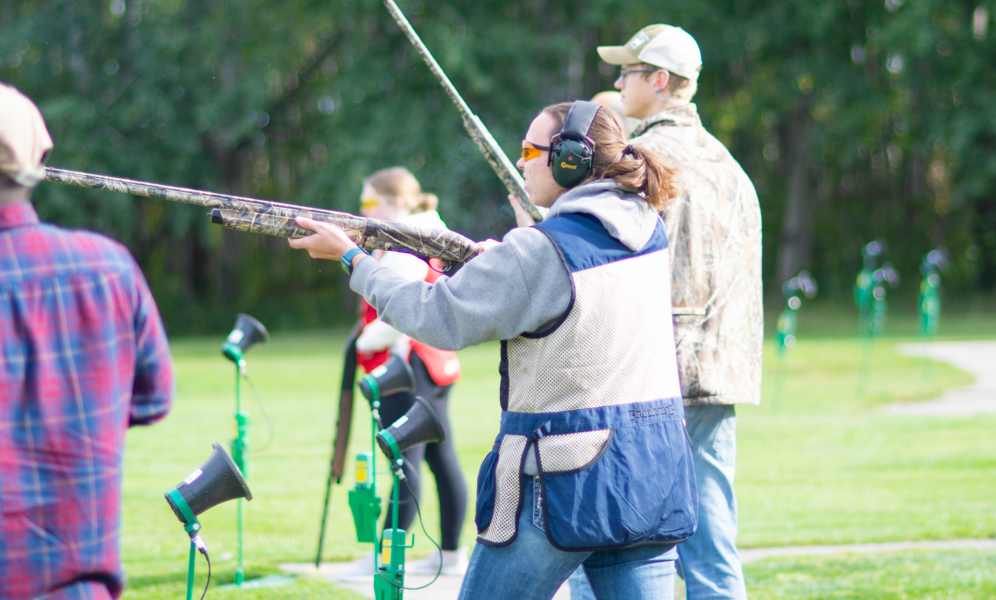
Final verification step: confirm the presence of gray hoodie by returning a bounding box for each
[350,180,662,350]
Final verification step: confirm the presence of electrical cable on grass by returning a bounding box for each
[242,373,275,451]
[374,458,444,591]
[200,549,211,600]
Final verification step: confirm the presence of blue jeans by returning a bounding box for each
[460,477,677,600]
[570,405,746,600]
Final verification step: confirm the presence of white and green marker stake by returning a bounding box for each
[772,270,817,408]
[857,260,900,394]
[854,240,885,343]
[917,249,949,376]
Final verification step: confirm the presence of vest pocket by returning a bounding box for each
[474,442,500,534]
[540,420,696,549]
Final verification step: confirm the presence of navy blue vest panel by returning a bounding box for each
[535,212,668,273]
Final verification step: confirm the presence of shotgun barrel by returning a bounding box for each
[44,167,481,265]
[381,0,544,224]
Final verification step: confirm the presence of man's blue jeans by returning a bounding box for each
[569,405,746,600]
[459,477,677,600]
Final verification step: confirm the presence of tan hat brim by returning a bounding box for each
[597,45,640,66]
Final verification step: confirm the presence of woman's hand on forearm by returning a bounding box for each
[288,216,358,261]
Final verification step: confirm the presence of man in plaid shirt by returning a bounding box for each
[0,82,174,599]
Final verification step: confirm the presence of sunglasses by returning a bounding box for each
[521,140,552,162]
[619,67,657,79]
[360,195,389,211]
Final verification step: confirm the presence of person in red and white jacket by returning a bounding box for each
[344,167,469,578]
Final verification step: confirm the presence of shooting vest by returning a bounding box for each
[475,212,697,549]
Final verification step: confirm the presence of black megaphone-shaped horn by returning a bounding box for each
[358,353,416,405]
[165,443,253,526]
[376,396,446,463]
[221,313,269,363]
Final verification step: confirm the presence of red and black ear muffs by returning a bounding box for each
[549,101,600,189]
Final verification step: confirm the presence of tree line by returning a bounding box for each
[2,0,994,333]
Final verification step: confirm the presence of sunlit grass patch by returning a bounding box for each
[745,549,996,600]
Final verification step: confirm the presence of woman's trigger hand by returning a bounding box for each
[288,216,357,260]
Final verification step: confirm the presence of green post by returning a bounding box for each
[374,466,410,600]
[918,274,940,338]
[166,490,202,600]
[855,241,885,342]
[772,271,816,409]
[229,357,249,586]
[854,267,873,341]
[370,383,383,574]
[917,249,947,377]
[186,539,197,600]
[857,263,899,394]
[346,374,389,586]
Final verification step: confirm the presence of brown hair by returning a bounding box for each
[540,102,681,211]
[363,166,437,213]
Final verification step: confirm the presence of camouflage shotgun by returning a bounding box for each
[381,0,544,224]
[43,167,481,267]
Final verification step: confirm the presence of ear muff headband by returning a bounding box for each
[550,101,600,189]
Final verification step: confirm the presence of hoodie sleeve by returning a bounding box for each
[349,226,572,350]
[355,250,428,352]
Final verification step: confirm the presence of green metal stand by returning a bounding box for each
[855,241,885,346]
[165,487,204,600]
[347,376,412,599]
[231,358,249,586]
[772,299,798,409]
[185,522,201,600]
[855,267,874,344]
[857,265,899,395]
[771,271,816,410]
[374,465,412,600]
[916,250,947,378]
[213,351,295,591]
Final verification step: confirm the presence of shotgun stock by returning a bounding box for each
[44,167,481,266]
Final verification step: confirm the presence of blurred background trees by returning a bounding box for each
[2,0,994,333]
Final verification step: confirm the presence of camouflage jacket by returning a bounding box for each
[631,104,763,405]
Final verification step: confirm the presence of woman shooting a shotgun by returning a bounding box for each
[290,101,696,600]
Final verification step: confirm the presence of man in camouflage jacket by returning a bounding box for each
[594,25,763,600]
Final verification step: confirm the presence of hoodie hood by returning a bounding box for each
[544,180,660,251]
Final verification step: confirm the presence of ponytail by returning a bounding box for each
[541,102,680,212]
[599,144,680,212]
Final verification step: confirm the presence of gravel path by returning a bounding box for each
[887,341,996,415]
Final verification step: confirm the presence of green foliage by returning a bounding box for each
[3,0,995,330]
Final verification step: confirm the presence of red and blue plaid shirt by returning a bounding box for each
[0,201,173,600]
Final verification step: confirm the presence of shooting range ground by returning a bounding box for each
[120,316,996,599]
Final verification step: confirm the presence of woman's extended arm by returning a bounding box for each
[351,226,571,350]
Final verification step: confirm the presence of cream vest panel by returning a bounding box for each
[505,249,682,414]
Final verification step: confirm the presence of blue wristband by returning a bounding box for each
[340,247,369,275]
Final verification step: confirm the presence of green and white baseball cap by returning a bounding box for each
[0,82,52,187]
[597,25,702,81]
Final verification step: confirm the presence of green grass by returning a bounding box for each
[766,300,996,340]
[746,550,996,600]
[740,335,993,548]
[120,315,996,598]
